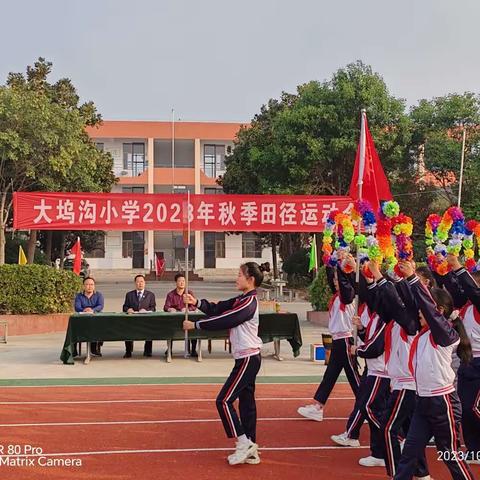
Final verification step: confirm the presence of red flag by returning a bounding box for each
[71,237,82,275]
[349,112,392,210]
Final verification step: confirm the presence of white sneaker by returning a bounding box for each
[331,432,360,447]
[297,404,323,421]
[414,476,433,480]
[359,456,386,467]
[245,451,261,465]
[227,441,258,465]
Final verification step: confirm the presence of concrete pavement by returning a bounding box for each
[0,280,333,385]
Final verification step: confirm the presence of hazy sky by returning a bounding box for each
[1,0,478,122]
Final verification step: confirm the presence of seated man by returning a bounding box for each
[164,273,198,356]
[122,274,156,358]
[74,277,104,356]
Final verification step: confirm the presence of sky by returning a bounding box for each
[1,0,479,123]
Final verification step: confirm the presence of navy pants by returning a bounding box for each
[345,375,390,457]
[216,354,261,442]
[345,370,368,440]
[458,358,480,461]
[314,338,361,405]
[382,389,429,478]
[394,393,475,480]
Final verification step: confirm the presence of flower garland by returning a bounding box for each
[425,213,448,275]
[377,201,400,272]
[352,199,378,259]
[425,207,465,275]
[322,210,355,272]
[464,219,476,272]
[351,200,378,278]
[391,211,414,276]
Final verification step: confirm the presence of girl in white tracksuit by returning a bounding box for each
[298,256,361,422]
[393,261,475,480]
[183,262,266,466]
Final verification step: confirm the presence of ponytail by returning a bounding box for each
[240,262,265,287]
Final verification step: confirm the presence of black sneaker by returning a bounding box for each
[123,352,132,358]
[190,350,198,358]
[143,352,152,357]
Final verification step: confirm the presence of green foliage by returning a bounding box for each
[0,58,116,264]
[308,267,331,311]
[220,61,410,262]
[5,236,47,265]
[401,92,480,257]
[221,61,409,197]
[282,248,309,275]
[281,248,311,287]
[409,93,480,206]
[0,264,82,314]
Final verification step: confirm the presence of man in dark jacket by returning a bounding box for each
[122,274,156,358]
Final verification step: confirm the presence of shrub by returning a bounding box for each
[0,264,82,314]
[308,266,332,311]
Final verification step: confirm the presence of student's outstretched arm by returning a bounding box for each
[195,295,257,331]
[408,275,459,347]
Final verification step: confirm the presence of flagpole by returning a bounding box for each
[457,126,466,207]
[353,109,366,344]
[314,234,318,272]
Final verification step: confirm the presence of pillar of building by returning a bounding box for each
[194,138,204,270]
[146,137,155,270]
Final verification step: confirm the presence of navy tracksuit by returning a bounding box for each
[394,276,475,480]
[345,373,390,457]
[346,289,390,457]
[216,354,261,441]
[369,277,430,477]
[314,267,361,405]
[314,337,361,404]
[194,290,262,442]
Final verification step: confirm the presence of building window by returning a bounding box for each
[123,143,146,175]
[173,185,187,194]
[84,234,105,258]
[122,232,133,258]
[215,233,226,258]
[242,233,262,258]
[203,145,225,178]
[122,187,145,194]
[95,142,104,151]
[204,187,223,194]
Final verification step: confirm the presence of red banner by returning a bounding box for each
[13,192,353,232]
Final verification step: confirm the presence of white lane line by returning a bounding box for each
[0,416,349,427]
[0,444,369,458]
[0,396,353,405]
[0,382,345,388]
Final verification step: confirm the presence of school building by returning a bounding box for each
[85,120,272,275]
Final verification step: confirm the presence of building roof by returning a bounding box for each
[117,168,218,186]
[417,170,456,187]
[87,120,246,140]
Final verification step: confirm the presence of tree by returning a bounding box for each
[220,61,410,267]
[409,93,480,202]
[404,93,480,256]
[0,58,116,264]
[222,61,409,198]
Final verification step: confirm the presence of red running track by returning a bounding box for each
[0,383,478,480]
